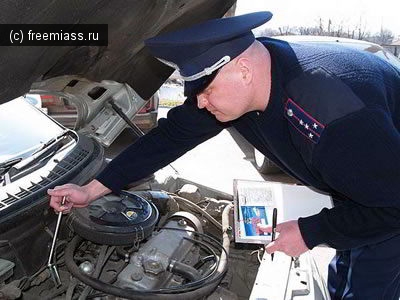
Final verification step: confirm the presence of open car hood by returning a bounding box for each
[0,0,235,105]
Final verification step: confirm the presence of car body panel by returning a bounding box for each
[33,87,160,136]
[250,252,330,300]
[30,76,148,147]
[275,35,400,69]
[0,0,235,105]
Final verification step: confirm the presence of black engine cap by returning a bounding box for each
[68,191,159,245]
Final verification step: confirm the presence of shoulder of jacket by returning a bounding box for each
[286,67,365,124]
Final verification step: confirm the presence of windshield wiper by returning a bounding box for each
[1,130,75,184]
[0,157,23,175]
[32,130,75,155]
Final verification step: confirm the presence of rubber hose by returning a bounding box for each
[193,255,216,269]
[168,260,201,282]
[65,236,224,300]
[219,204,233,273]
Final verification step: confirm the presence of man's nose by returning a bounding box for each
[197,94,208,109]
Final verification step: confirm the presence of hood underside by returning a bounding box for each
[0,0,235,105]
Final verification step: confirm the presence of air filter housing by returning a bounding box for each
[68,191,159,245]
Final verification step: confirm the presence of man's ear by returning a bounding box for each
[236,57,253,85]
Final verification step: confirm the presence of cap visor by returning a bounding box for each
[184,69,220,97]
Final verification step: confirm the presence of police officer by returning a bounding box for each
[48,12,400,299]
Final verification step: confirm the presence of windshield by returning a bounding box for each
[0,97,65,164]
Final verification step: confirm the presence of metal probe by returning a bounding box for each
[47,195,66,287]
[108,98,180,175]
[271,207,277,261]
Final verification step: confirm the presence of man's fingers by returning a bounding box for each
[48,189,71,212]
[57,202,73,214]
[51,200,66,211]
[48,184,83,213]
[47,188,71,197]
[257,224,272,233]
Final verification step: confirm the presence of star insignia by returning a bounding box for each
[285,98,325,144]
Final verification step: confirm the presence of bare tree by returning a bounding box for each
[355,16,369,40]
[317,17,324,35]
[371,28,394,45]
[278,26,294,35]
[298,26,321,36]
[332,21,344,38]
[257,28,280,37]
[273,17,378,42]
[347,28,355,39]
[262,16,398,46]
[327,19,332,35]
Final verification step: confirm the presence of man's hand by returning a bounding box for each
[48,184,91,213]
[257,220,309,257]
[48,179,111,213]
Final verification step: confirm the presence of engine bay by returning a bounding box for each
[0,185,261,300]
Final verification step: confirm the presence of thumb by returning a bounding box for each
[265,240,278,254]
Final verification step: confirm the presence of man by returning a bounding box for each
[48,11,400,299]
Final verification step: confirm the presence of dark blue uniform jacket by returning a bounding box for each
[97,37,400,250]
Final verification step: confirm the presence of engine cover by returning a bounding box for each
[68,191,159,245]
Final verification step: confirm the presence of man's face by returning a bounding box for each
[196,61,253,122]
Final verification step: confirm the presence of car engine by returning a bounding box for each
[0,185,260,300]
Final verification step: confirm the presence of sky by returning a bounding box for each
[236,0,400,37]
